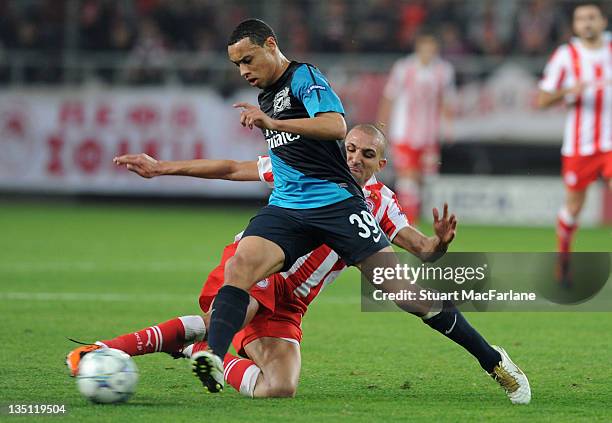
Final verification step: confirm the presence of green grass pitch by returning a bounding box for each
[1,202,611,422]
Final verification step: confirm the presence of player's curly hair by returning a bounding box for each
[228,19,277,47]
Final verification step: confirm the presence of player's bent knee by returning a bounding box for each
[262,381,297,398]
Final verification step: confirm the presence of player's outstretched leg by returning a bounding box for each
[65,315,206,376]
[359,250,530,404]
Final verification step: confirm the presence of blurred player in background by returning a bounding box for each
[67,125,530,404]
[377,32,455,223]
[537,2,612,283]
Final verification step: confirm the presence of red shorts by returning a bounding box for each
[232,290,303,357]
[198,242,276,314]
[392,144,440,174]
[198,242,303,357]
[562,151,612,191]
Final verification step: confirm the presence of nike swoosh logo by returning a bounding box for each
[444,314,457,335]
[373,232,382,242]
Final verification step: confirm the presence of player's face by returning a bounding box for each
[573,6,607,41]
[228,37,278,88]
[345,129,387,187]
[416,37,439,65]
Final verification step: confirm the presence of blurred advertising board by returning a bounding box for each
[423,175,606,227]
[0,88,269,197]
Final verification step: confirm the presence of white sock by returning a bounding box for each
[239,365,262,398]
[178,315,206,342]
[558,206,576,226]
[182,344,194,358]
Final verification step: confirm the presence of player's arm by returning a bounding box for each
[234,62,348,141]
[536,84,585,109]
[113,153,260,181]
[391,204,456,263]
[377,61,402,130]
[536,46,584,109]
[234,103,346,140]
[271,111,346,141]
[376,95,392,130]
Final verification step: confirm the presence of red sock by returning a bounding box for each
[101,318,186,356]
[557,215,577,254]
[191,340,208,355]
[223,353,261,397]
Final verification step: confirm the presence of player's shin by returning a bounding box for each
[422,300,501,373]
[207,285,250,357]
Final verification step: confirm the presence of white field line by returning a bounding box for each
[0,291,360,304]
[0,292,194,302]
[0,261,219,272]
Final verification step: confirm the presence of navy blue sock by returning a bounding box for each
[207,285,250,357]
[423,301,501,372]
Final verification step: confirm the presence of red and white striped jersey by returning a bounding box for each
[255,156,410,313]
[383,55,455,148]
[539,33,612,157]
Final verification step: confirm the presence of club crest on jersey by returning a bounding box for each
[273,87,291,115]
[256,279,269,289]
[366,198,375,212]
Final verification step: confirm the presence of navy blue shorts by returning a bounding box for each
[242,196,391,271]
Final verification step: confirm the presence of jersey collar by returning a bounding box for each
[364,175,378,189]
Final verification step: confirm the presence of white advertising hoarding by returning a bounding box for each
[0,88,269,197]
[423,175,604,227]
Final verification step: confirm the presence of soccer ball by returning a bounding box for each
[76,348,138,404]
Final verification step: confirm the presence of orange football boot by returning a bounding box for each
[66,344,101,376]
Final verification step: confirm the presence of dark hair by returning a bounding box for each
[573,1,604,14]
[228,19,277,46]
[414,27,439,42]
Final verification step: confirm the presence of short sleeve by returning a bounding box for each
[290,64,345,117]
[257,155,274,188]
[539,46,569,93]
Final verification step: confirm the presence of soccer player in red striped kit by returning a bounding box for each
[537,2,612,283]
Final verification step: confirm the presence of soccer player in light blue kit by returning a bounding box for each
[194,19,530,404]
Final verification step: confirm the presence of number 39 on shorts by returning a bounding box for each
[349,211,382,241]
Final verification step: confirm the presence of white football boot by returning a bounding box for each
[489,345,531,404]
[191,350,225,393]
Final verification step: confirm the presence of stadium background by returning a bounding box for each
[1,0,611,224]
[0,1,611,421]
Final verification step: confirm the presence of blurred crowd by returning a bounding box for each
[0,0,608,84]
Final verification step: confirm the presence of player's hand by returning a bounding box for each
[432,203,457,248]
[566,81,587,97]
[233,102,277,130]
[113,153,162,178]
